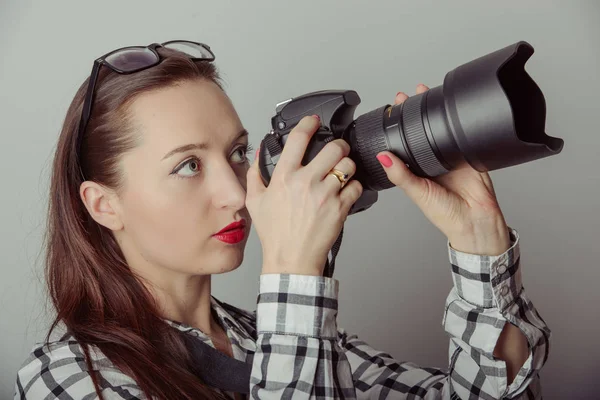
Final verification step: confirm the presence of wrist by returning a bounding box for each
[448,218,511,256]
[261,267,322,276]
[261,256,323,276]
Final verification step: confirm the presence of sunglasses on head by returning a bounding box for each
[76,40,215,178]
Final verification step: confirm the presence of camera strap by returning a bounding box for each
[177,230,344,395]
[324,227,343,278]
[179,330,252,394]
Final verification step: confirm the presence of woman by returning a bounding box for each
[15,41,550,399]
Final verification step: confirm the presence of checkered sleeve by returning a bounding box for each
[252,273,357,398]
[251,229,549,399]
[443,228,551,399]
[14,338,146,399]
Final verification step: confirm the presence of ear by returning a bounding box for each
[80,181,124,231]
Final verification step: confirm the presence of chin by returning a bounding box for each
[213,258,243,275]
[212,244,246,274]
[200,230,250,274]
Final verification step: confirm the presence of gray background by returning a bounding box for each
[1,1,598,398]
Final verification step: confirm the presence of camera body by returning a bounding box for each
[258,90,380,215]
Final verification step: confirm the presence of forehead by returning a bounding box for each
[128,79,242,151]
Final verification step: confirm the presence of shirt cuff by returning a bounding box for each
[448,228,522,310]
[257,274,339,339]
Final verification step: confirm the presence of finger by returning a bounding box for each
[322,157,356,194]
[304,139,351,180]
[276,115,321,173]
[376,151,429,204]
[246,146,266,197]
[394,91,409,105]
[479,171,497,198]
[416,83,429,95]
[339,180,363,214]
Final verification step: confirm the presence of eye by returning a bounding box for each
[231,143,254,164]
[173,157,201,177]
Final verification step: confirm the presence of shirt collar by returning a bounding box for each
[164,296,249,339]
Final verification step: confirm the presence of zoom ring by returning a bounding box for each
[354,106,395,190]
[403,96,448,177]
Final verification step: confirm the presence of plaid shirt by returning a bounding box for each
[15,228,550,399]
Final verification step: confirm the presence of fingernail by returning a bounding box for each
[377,154,393,168]
[255,148,260,158]
[396,92,404,97]
[312,114,320,122]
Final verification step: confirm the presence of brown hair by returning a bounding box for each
[46,47,226,399]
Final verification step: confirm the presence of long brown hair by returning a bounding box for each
[46,47,227,399]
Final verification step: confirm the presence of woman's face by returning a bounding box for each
[114,79,252,277]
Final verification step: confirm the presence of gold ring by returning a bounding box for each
[328,169,350,189]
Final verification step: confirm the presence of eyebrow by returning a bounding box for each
[162,129,249,160]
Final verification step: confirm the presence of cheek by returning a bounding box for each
[121,183,211,258]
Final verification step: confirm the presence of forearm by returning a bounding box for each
[445,227,551,397]
[493,322,530,384]
[450,223,530,383]
[252,274,357,398]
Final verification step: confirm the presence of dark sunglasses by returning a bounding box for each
[76,40,215,178]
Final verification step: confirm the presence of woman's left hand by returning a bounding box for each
[376,84,511,256]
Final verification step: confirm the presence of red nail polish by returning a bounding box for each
[377,154,393,168]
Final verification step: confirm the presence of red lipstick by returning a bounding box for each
[213,219,246,244]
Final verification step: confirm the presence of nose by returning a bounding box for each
[209,162,246,211]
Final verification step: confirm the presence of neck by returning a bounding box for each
[127,262,220,336]
[150,274,218,335]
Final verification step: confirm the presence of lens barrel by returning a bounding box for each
[348,41,564,191]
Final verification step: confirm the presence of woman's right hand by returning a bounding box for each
[246,115,363,276]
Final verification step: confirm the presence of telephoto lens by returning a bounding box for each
[348,40,564,191]
[259,40,564,214]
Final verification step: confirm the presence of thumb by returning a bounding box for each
[246,146,266,198]
[376,151,429,203]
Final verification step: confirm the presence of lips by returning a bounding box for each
[213,219,247,244]
[215,220,246,235]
